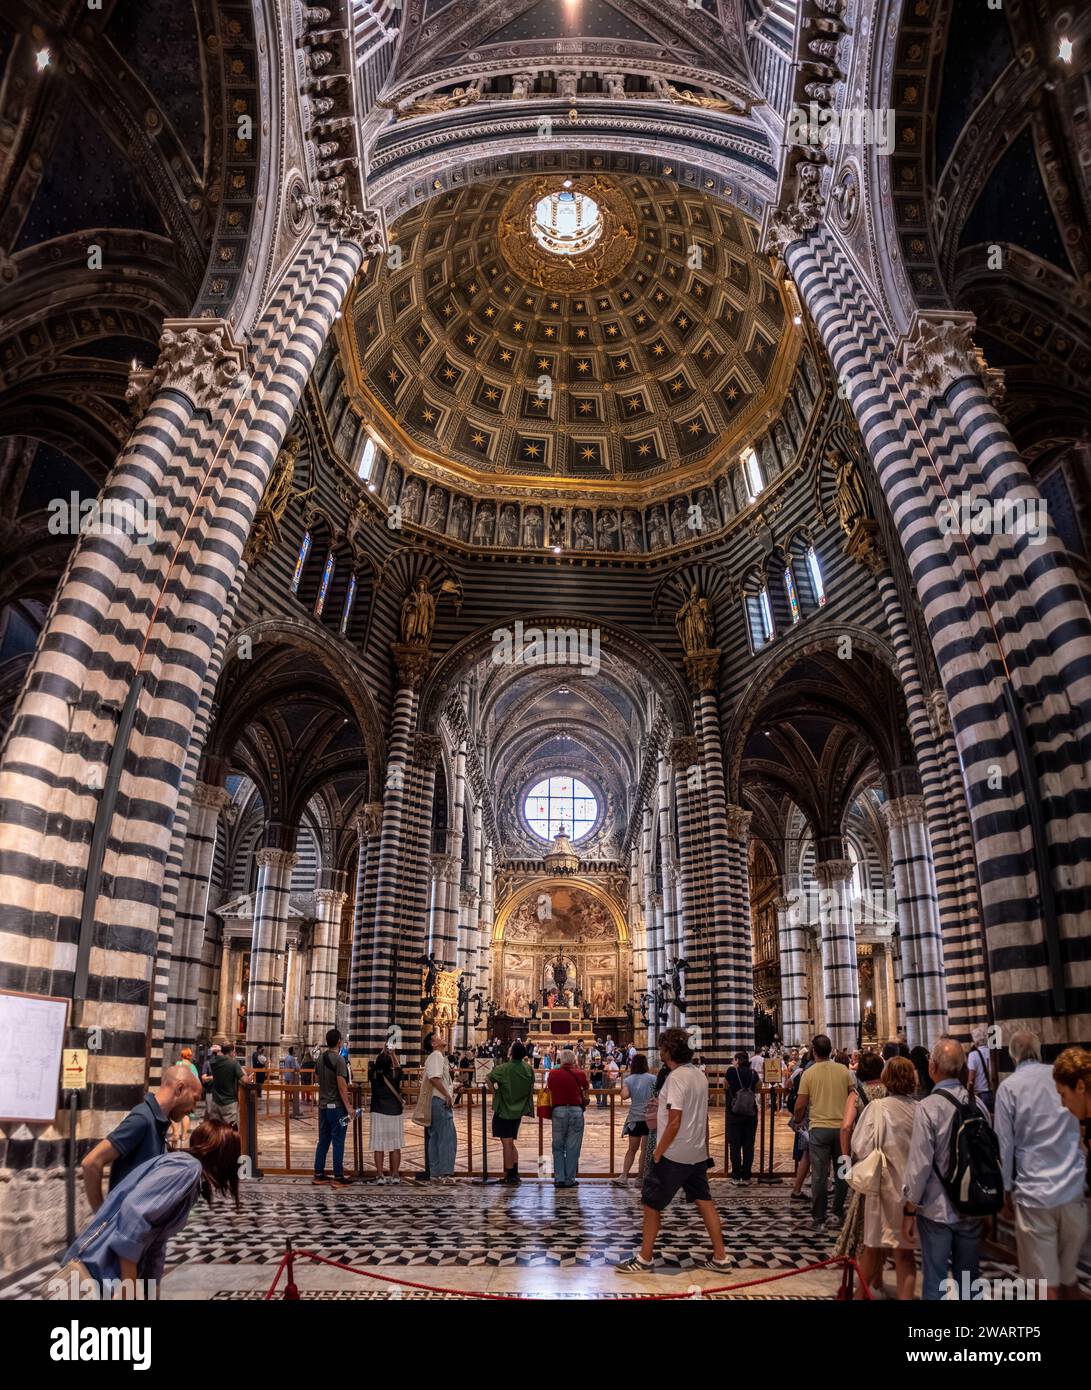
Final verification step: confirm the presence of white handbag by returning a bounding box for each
[846,1101,886,1195]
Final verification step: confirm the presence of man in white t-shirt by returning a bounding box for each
[616,1027,729,1273]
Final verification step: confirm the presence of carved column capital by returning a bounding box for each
[255,847,299,872]
[313,888,348,910]
[813,858,853,886]
[881,794,927,830]
[412,731,443,769]
[191,781,233,813]
[760,179,824,261]
[683,647,721,694]
[323,196,387,255]
[353,801,383,841]
[725,803,752,841]
[668,735,700,767]
[127,318,248,416]
[459,887,480,909]
[896,311,1000,401]
[391,641,432,690]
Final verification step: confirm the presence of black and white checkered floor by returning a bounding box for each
[8,1177,1082,1300]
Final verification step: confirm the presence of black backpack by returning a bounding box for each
[931,1089,1003,1217]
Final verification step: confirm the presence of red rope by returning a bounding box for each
[263,1247,873,1301]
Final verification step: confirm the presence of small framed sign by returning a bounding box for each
[0,989,71,1124]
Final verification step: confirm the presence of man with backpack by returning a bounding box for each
[902,1038,1002,1300]
[725,1050,762,1184]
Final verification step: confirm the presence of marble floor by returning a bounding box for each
[10,1175,1080,1302]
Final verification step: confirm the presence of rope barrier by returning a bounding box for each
[263,1245,873,1301]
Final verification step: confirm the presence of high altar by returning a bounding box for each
[492,880,628,1045]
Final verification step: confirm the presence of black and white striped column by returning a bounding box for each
[882,795,948,1049]
[777,887,812,1047]
[366,661,421,1053]
[722,804,756,1060]
[393,731,441,1045]
[247,839,299,1049]
[669,734,701,1035]
[785,226,1091,1046]
[306,874,347,1044]
[348,802,382,1055]
[164,781,231,1058]
[813,858,859,1052]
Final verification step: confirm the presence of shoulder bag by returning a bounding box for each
[846,1099,886,1195]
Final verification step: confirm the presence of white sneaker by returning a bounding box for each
[611,1176,628,1186]
[390,1175,401,1185]
[376,1176,388,1185]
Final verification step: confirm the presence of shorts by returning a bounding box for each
[641,1155,711,1212]
[492,1114,522,1139]
[623,1120,650,1138]
[1014,1198,1088,1287]
[206,1098,238,1127]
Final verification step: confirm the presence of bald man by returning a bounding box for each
[81,1065,204,1211]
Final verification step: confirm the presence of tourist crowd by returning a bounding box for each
[63,1023,1091,1300]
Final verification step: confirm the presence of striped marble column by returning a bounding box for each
[476,840,494,1038]
[429,853,460,966]
[640,803,662,986]
[891,935,908,1039]
[246,841,299,1049]
[874,569,987,1037]
[669,734,701,1033]
[348,802,382,1056]
[164,780,231,1058]
[393,730,441,1045]
[786,226,1091,1047]
[366,648,425,1053]
[777,889,812,1047]
[882,794,948,1050]
[305,876,347,1045]
[658,745,684,1022]
[721,804,756,1060]
[813,858,859,1053]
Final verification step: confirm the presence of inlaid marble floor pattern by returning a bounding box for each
[7,1178,1083,1300]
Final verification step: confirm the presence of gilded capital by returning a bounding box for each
[683,648,721,694]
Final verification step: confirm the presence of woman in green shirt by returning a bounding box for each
[487,1042,535,1185]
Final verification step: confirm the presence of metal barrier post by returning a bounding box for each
[475,1082,490,1183]
[758,1084,783,1184]
[243,1082,261,1178]
[608,1090,615,1176]
[464,1073,472,1173]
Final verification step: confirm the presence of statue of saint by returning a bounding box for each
[401,576,436,645]
[244,433,315,564]
[831,452,870,535]
[675,582,714,654]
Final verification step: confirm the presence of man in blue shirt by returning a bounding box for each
[902,1038,990,1300]
[995,1030,1087,1299]
[81,1065,203,1211]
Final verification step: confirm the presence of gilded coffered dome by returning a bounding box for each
[341,173,800,495]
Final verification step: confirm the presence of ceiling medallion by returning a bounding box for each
[498,176,637,292]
